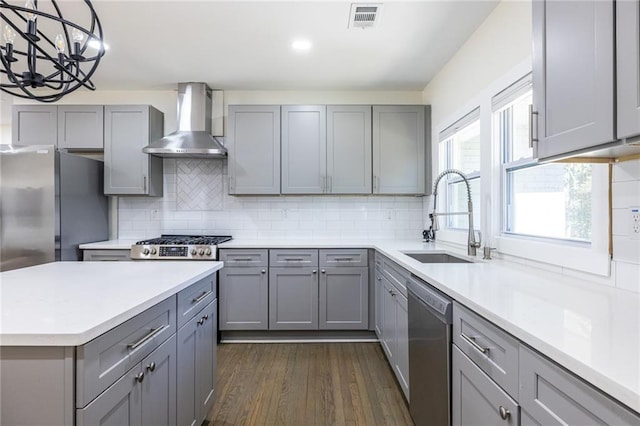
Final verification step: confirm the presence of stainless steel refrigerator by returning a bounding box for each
[0,144,108,272]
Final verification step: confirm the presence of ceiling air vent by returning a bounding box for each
[349,3,382,29]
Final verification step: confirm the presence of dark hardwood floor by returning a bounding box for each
[206,343,413,426]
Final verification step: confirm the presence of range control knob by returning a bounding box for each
[191,249,197,255]
[142,248,150,255]
[150,248,157,255]
[198,249,205,256]
[205,248,212,256]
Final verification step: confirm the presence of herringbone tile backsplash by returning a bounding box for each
[176,160,223,211]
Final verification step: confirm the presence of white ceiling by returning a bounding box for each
[6,0,500,92]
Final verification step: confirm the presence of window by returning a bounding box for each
[438,110,481,230]
[496,75,599,243]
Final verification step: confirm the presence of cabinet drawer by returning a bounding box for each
[76,297,176,407]
[374,252,383,269]
[220,249,268,267]
[269,249,318,267]
[382,257,409,297]
[452,345,519,426]
[320,249,368,267]
[177,274,216,329]
[453,302,519,398]
[519,345,640,425]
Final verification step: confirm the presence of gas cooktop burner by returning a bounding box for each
[130,235,232,260]
[134,235,232,246]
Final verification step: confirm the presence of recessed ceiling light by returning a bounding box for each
[291,39,312,52]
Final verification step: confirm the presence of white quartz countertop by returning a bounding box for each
[0,261,223,346]
[74,237,640,413]
[79,239,138,249]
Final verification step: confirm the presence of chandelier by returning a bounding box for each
[0,0,105,102]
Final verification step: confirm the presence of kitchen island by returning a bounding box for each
[0,261,223,426]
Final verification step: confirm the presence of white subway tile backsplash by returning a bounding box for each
[611,181,640,209]
[615,261,640,293]
[613,159,640,182]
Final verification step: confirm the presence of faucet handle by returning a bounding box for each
[482,246,497,260]
[473,231,482,247]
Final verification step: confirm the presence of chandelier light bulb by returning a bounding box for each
[3,25,17,45]
[72,28,85,43]
[54,34,65,53]
[24,0,37,22]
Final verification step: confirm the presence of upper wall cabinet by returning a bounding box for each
[532,0,615,160]
[12,105,104,150]
[227,105,281,195]
[104,105,164,196]
[281,105,327,194]
[617,0,640,141]
[372,105,430,195]
[327,105,372,194]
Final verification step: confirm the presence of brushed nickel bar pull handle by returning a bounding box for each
[143,176,147,192]
[461,332,489,354]
[233,257,253,261]
[192,290,212,304]
[529,104,539,149]
[283,257,304,261]
[127,325,168,350]
[334,257,354,261]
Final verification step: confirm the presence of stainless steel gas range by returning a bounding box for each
[130,235,232,260]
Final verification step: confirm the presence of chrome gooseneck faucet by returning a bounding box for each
[429,169,481,256]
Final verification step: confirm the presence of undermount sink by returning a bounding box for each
[402,252,473,264]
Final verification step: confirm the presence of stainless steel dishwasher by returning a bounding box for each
[407,274,453,426]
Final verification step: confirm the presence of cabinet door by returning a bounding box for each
[57,105,104,149]
[374,268,384,338]
[319,266,368,330]
[326,105,372,194]
[176,312,198,426]
[77,364,143,426]
[380,276,396,361]
[394,291,409,400]
[269,267,319,330]
[195,301,217,424]
[372,106,426,195]
[281,105,326,194]
[219,267,268,330]
[140,334,176,426]
[617,0,640,140]
[227,105,280,195]
[452,345,519,426]
[519,345,640,425]
[104,105,163,196]
[12,105,57,145]
[532,0,615,159]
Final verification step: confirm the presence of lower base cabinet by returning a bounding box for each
[269,267,319,330]
[177,300,217,426]
[77,334,177,426]
[451,345,519,426]
[379,273,409,399]
[319,267,369,330]
[219,267,268,330]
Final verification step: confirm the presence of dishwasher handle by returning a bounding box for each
[406,276,452,324]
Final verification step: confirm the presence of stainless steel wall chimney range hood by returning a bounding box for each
[142,83,227,158]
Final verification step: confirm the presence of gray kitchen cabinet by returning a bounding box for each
[318,266,369,330]
[372,105,430,195]
[452,345,520,426]
[177,299,217,426]
[519,345,640,426]
[83,249,132,261]
[394,290,409,399]
[227,105,281,195]
[326,105,372,194]
[617,0,640,140]
[374,266,383,338]
[104,105,164,196]
[269,267,319,330]
[281,105,327,194]
[78,334,177,426]
[380,275,396,361]
[12,105,104,149]
[57,105,104,149]
[11,105,57,146]
[219,266,268,331]
[532,0,616,159]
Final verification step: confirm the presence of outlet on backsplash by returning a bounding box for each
[631,207,640,239]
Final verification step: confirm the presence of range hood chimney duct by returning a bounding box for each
[142,82,227,158]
